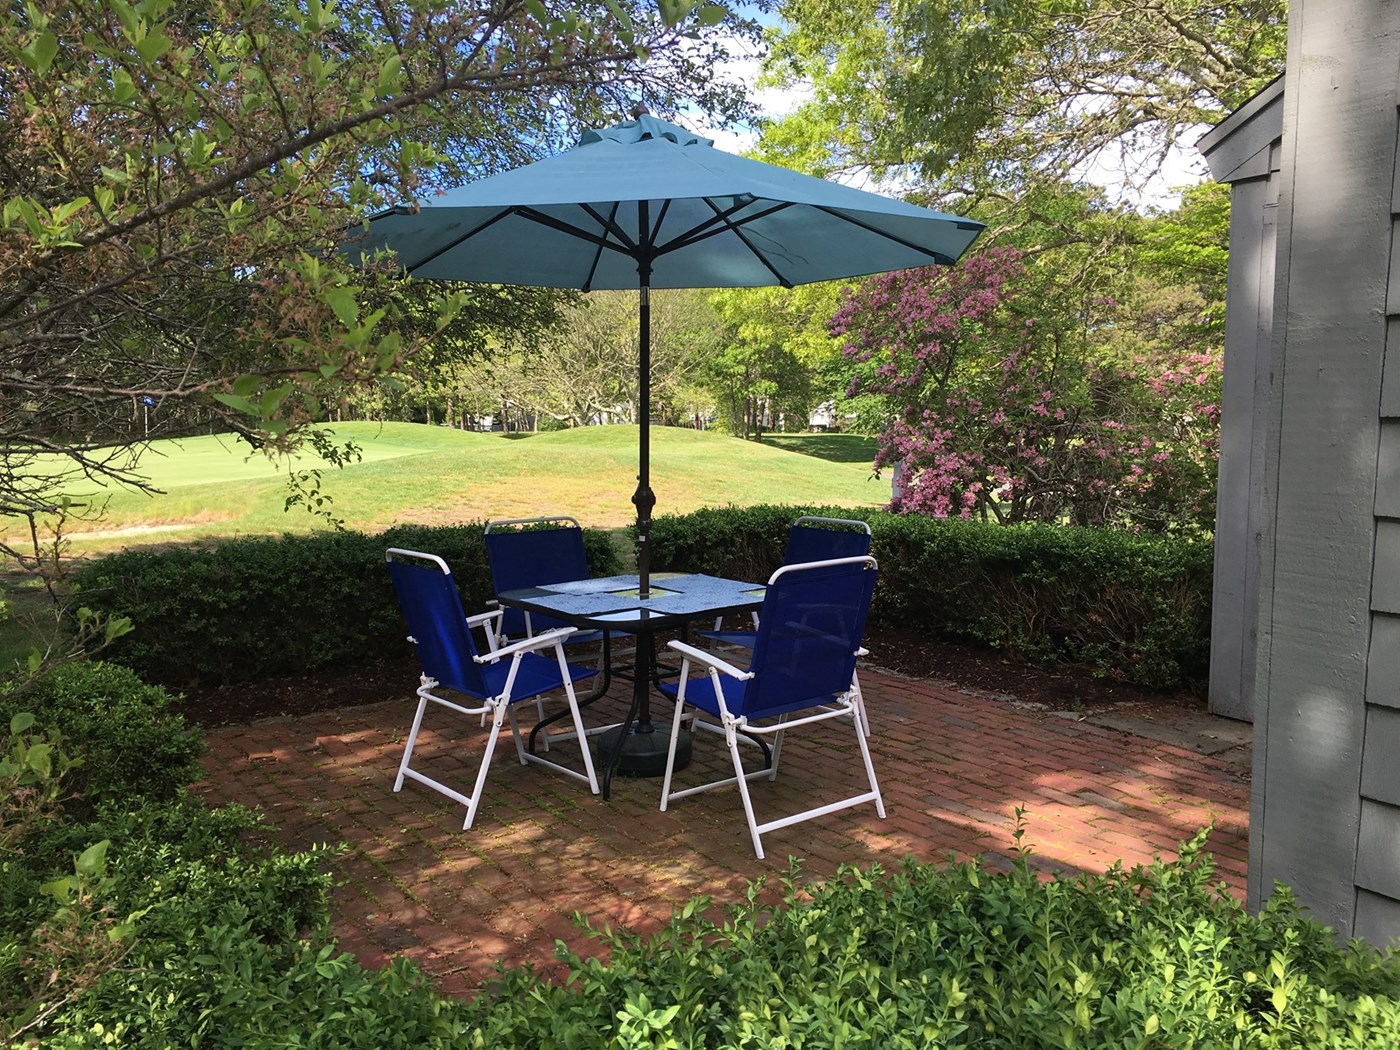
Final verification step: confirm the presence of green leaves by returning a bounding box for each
[19,29,57,73]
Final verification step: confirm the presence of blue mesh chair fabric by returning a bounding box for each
[700,516,872,650]
[484,519,592,637]
[385,548,601,829]
[484,518,626,652]
[657,556,884,858]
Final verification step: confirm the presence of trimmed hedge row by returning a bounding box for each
[71,524,621,689]
[648,506,1214,689]
[72,508,1209,690]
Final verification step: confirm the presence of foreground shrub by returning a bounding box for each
[649,505,1212,688]
[463,830,1400,1048]
[0,661,203,807]
[0,688,465,1045]
[5,673,1396,1049]
[71,523,621,689]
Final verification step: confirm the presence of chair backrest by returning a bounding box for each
[385,548,487,696]
[740,556,878,719]
[783,516,872,566]
[484,516,590,635]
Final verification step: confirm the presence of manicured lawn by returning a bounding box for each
[37,422,889,549]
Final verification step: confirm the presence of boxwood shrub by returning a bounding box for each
[4,666,1398,1047]
[73,508,1208,690]
[647,506,1214,689]
[71,523,621,689]
[0,660,204,807]
[455,831,1400,1048]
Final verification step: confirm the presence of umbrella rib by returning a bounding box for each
[809,204,960,265]
[654,198,783,255]
[691,199,795,288]
[519,205,636,255]
[581,202,622,292]
[578,203,639,252]
[400,209,515,273]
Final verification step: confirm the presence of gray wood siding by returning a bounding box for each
[1366,613,1400,708]
[1200,78,1283,725]
[1250,0,1400,936]
[1207,167,1279,722]
[1358,89,1400,945]
[1356,889,1400,944]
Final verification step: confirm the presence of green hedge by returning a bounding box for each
[2,662,467,1046]
[71,524,621,689]
[0,661,204,807]
[73,509,1209,690]
[648,506,1214,689]
[460,833,1400,1048]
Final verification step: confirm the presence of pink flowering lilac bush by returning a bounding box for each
[831,248,1221,531]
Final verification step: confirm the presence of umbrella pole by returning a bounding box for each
[633,270,655,600]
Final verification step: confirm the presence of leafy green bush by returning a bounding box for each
[0,661,203,807]
[648,505,1213,688]
[0,744,469,1046]
[461,830,1400,1048]
[71,524,622,689]
[5,681,1397,1046]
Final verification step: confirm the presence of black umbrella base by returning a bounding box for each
[595,722,691,777]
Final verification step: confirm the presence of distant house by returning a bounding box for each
[1203,0,1400,944]
[808,401,839,431]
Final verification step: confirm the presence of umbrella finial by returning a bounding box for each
[630,103,649,119]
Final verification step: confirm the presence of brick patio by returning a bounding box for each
[196,666,1251,1000]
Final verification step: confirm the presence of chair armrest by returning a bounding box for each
[466,608,504,630]
[465,607,505,654]
[474,626,576,663]
[667,639,753,681]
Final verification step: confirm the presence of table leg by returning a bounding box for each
[595,629,693,798]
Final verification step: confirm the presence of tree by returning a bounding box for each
[523,289,722,427]
[0,0,756,570]
[833,247,1220,529]
[760,0,1285,207]
[705,283,844,436]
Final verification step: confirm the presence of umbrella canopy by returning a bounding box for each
[352,113,985,591]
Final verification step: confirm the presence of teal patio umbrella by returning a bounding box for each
[353,112,984,594]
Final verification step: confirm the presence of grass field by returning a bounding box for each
[19,423,889,551]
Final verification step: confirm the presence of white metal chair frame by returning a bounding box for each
[387,548,600,830]
[660,556,885,859]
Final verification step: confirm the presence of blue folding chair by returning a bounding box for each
[700,516,874,733]
[658,556,884,859]
[385,548,600,829]
[484,516,599,644]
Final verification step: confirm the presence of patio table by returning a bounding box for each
[498,571,766,799]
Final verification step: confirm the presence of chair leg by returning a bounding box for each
[852,699,886,819]
[561,675,600,795]
[725,720,768,859]
[851,670,870,737]
[658,696,689,811]
[463,700,508,830]
[394,688,432,793]
[768,714,788,780]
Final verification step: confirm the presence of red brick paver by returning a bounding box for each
[196,669,1249,999]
